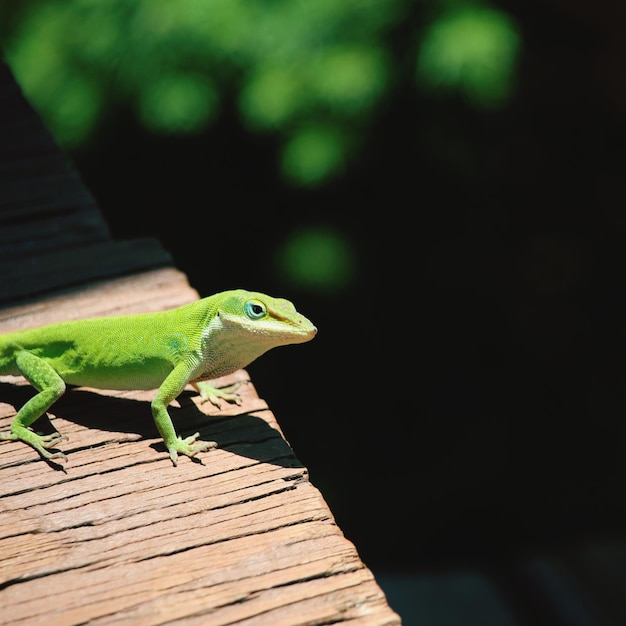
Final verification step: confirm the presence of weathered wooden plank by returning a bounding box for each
[0,59,174,303]
[0,60,109,241]
[0,270,401,625]
[0,267,196,328]
[0,238,173,303]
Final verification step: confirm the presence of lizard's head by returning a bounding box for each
[215,290,317,347]
[195,290,316,382]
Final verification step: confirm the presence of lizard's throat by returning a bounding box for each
[195,340,270,381]
[196,319,271,380]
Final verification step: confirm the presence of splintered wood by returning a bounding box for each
[0,269,401,625]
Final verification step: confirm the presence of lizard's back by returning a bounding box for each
[0,304,207,390]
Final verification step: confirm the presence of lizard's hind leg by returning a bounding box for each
[0,351,68,462]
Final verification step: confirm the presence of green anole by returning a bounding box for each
[0,290,316,465]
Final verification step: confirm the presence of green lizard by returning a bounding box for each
[0,290,316,465]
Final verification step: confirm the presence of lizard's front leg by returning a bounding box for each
[0,350,68,462]
[152,363,218,466]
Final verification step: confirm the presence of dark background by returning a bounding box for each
[81,1,626,567]
[8,0,626,615]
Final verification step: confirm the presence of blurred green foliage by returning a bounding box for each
[0,0,520,185]
[138,73,219,134]
[276,226,357,293]
[416,5,520,108]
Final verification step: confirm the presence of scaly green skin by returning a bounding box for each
[0,290,316,465]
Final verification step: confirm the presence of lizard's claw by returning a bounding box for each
[38,432,67,448]
[168,432,218,466]
[36,433,69,462]
[43,450,69,463]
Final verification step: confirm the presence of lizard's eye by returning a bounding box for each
[244,300,266,320]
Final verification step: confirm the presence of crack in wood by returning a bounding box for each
[133,513,334,565]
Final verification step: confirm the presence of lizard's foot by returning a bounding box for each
[37,433,69,461]
[0,429,68,462]
[37,432,65,448]
[168,432,218,466]
[192,381,243,408]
